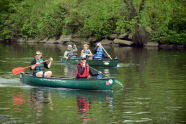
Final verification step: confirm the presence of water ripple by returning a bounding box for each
[123,118,152,123]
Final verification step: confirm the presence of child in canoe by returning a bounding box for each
[80,44,93,60]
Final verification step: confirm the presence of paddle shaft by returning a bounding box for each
[89,64,123,88]
[100,44,112,60]
[89,65,109,78]
[26,60,49,69]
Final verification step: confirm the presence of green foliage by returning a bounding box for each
[0,0,185,44]
[77,0,121,38]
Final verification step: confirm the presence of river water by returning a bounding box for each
[0,43,186,124]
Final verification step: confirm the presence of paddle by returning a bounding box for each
[99,43,112,60]
[89,66,124,88]
[12,60,49,75]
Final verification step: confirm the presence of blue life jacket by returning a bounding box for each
[97,74,103,79]
[83,49,91,54]
[94,48,103,59]
[82,49,91,59]
[33,59,45,73]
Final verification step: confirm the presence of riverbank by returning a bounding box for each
[1,0,185,49]
[11,34,186,50]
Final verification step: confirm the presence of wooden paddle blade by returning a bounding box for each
[12,67,25,75]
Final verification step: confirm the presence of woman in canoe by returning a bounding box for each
[76,57,102,79]
[63,44,78,59]
[93,43,110,60]
[30,51,53,78]
[80,44,93,60]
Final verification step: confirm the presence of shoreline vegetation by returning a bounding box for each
[0,0,186,49]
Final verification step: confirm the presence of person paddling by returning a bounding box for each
[93,43,110,60]
[30,51,53,78]
[80,44,93,60]
[76,57,102,79]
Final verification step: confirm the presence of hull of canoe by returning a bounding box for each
[61,58,119,67]
[20,73,115,90]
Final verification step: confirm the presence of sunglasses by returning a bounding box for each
[36,54,41,55]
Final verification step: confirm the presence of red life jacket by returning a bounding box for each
[76,62,90,78]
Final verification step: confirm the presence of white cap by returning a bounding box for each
[36,51,42,55]
[97,43,101,46]
[67,45,72,48]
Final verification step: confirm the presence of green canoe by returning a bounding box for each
[20,73,115,90]
[61,57,119,67]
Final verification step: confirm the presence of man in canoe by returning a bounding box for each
[93,43,111,60]
[80,43,93,60]
[76,57,102,79]
[63,44,78,59]
[30,51,53,78]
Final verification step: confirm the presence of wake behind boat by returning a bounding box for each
[20,73,115,90]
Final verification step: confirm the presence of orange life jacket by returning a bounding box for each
[76,62,90,78]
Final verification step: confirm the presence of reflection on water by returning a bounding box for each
[30,88,53,119]
[77,96,91,120]
[12,92,26,112]
[27,88,113,123]
[62,64,76,77]
[92,67,118,76]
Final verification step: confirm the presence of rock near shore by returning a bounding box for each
[144,42,159,47]
[100,39,113,45]
[113,39,134,46]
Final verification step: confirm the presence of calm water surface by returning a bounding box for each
[0,43,186,124]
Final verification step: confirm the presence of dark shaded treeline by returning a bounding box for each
[0,0,185,46]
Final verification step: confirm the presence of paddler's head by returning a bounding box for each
[83,44,89,50]
[35,51,42,59]
[67,45,72,50]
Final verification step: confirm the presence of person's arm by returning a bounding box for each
[77,64,85,75]
[103,51,108,58]
[73,45,78,57]
[89,69,99,76]
[80,50,84,57]
[73,45,78,52]
[87,49,93,57]
[94,48,97,54]
[30,59,36,70]
[63,51,69,59]
[45,57,53,69]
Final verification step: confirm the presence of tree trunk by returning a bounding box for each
[123,0,149,46]
[132,27,149,47]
